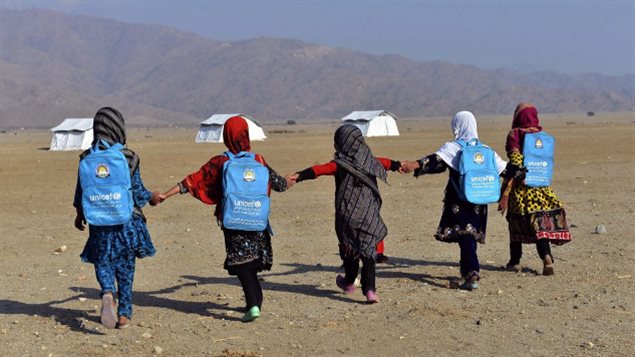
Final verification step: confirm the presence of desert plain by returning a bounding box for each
[1,113,633,356]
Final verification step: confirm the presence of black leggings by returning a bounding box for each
[343,255,376,294]
[509,240,552,266]
[233,260,264,310]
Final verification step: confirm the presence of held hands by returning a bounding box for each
[149,191,163,206]
[284,174,299,188]
[399,160,421,174]
[155,184,181,205]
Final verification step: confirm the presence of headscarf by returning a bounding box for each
[81,107,139,174]
[506,103,542,153]
[182,115,262,212]
[333,124,387,194]
[435,111,478,171]
[434,111,506,173]
[223,116,251,154]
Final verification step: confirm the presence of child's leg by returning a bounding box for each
[359,256,376,294]
[235,261,261,309]
[94,263,117,328]
[94,263,117,296]
[536,239,552,260]
[458,238,480,278]
[249,261,264,309]
[508,241,523,267]
[376,241,384,254]
[113,251,136,319]
[375,241,388,263]
[536,239,554,275]
[342,256,360,284]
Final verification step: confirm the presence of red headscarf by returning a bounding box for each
[505,103,542,153]
[181,116,259,210]
[223,116,251,154]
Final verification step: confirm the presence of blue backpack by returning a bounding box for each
[79,140,133,226]
[221,151,271,231]
[523,131,555,187]
[453,139,501,204]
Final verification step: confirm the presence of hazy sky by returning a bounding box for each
[5,0,634,75]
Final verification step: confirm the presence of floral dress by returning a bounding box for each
[416,154,489,244]
[220,166,287,275]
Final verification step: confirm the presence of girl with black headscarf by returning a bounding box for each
[73,107,161,329]
[290,124,401,303]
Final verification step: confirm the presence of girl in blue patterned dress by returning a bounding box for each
[73,107,161,329]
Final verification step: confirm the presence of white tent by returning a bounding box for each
[50,118,93,151]
[341,110,400,137]
[195,114,267,143]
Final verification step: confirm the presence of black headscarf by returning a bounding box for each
[81,107,139,174]
[333,124,387,197]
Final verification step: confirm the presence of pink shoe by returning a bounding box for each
[336,274,355,294]
[365,290,379,304]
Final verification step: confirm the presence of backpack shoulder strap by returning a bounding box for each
[466,138,479,147]
[254,153,266,166]
[455,139,468,149]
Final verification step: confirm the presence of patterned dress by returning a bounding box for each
[416,154,489,244]
[179,165,287,275]
[505,151,571,244]
[74,168,155,318]
[209,166,287,275]
[295,158,399,260]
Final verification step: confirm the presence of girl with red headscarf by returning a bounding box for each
[161,116,292,322]
[498,103,572,275]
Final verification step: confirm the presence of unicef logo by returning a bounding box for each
[113,192,122,200]
[473,152,485,165]
[95,164,110,178]
[243,168,256,182]
[254,201,262,208]
[535,139,543,149]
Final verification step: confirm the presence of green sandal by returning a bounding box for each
[241,306,261,323]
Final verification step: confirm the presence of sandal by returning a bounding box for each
[117,316,131,329]
[505,262,522,272]
[542,255,555,276]
[459,272,480,291]
[336,274,356,294]
[100,293,117,329]
[241,306,260,323]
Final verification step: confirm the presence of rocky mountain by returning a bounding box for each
[0,8,632,128]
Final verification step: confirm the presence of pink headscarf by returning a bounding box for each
[505,103,542,153]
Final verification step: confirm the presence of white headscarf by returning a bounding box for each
[434,111,506,172]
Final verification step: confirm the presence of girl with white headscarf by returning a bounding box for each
[401,111,506,290]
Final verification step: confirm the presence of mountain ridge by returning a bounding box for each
[0,8,632,128]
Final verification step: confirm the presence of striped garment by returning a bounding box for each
[333,125,388,259]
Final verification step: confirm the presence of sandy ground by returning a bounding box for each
[1,113,634,357]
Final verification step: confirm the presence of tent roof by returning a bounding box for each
[200,113,262,127]
[51,118,93,132]
[341,110,397,122]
